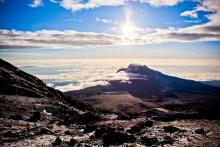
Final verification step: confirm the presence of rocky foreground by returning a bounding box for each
[0,59,220,146]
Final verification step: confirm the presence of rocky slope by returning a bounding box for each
[1,59,220,146]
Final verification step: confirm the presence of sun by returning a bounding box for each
[121,22,136,37]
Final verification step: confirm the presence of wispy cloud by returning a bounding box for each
[180,9,198,18]
[96,17,117,24]
[28,0,42,8]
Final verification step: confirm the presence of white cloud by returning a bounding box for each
[0,29,121,48]
[140,0,184,7]
[180,10,198,18]
[96,17,117,24]
[60,0,125,11]
[49,0,59,3]
[59,0,185,11]
[183,20,201,23]
[29,0,42,8]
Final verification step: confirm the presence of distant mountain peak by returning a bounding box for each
[117,63,159,77]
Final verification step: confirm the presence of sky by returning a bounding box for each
[0,0,220,58]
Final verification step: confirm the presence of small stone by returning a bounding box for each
[163,125,180,133]
[141,136,158,146]
[95,126,136,145]
[52,137,62,146]
[68,138,77,146]
[83,124,96,133]
[9,114,23,120]
[128,125,141,134]
[161,136,174,145]
[38,128,52,135]
[64,130,75,135]
[28,112,41,122]
[195,128,206,135]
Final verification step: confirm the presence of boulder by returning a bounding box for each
[95,126,136,145]
[194,128,206,135]
[68,138,77,146]
[160,136,174,145]
[77,112,101,124]
[52,137,62,146]
[163,125,180,133]
[140,136,158,146]
[9,114,23,120]
[28,112,41,122]
[83,124,97,133]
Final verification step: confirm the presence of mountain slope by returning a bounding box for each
[0,58,63,100]
[65,64,220,115]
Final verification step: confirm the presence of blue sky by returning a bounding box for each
[0,0,220,58]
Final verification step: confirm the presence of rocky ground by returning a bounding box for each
[1,59,220,146]
[1,94,220,146]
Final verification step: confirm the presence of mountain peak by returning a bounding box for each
[117,63,158,76]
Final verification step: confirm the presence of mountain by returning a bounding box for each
[65,64,220,116]
[115,64,220,98]
[0,58,63,100]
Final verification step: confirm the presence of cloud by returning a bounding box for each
[59,0,185,11]
[0,29,121,49]
[60,0,125,11]
[183,20,201,23]
[180,10,198,18]
[29,0,42,8]
[96,17,117,24]
[49,0,59,3]
[140,0,184,7]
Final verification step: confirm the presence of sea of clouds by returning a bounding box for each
[18,59,220,92]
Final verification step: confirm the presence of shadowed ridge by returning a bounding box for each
[0,58,64,100]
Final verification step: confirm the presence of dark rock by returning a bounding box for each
[28,112,41,122]
[52,137,62,146]
[117,114,131,120]
[95,126,113,138]
[83,124,97,133]
[163,125,180,133]
[141,136,158,146]
[161,136,174,145]
[128,120,154,134]
[9,114,23,120]
[194,128,206,135]
[64,130,75,135]
[77,112,101,124]
[68,138,77,146]
[37,128,54,135]
[128,125,141,134]
[95,126,136,145]
[89,135,95,140]
[140,120,154,127]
